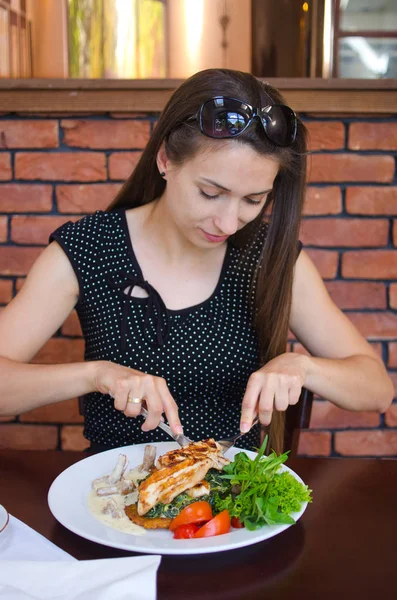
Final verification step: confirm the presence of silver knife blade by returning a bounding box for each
[140,406,191,447]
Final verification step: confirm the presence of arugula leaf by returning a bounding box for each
[212,435,312,528]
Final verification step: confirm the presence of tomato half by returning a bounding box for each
[231,517,244,529]
[169,501,213,531]
[194,510,231,538]
[173,523,200,539]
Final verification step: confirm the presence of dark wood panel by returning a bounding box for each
[0,78,396,113]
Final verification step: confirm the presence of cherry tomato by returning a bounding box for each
[231,517,245,529]
[169,501,213,531]
[194,510,231,538]
[173,523,200,539]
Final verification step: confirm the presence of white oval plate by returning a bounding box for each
[48,442,309,555]
[0,505,9,535]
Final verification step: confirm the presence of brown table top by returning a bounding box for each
[1,450,396,599]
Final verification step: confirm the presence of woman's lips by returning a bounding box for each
[201,229,229,243]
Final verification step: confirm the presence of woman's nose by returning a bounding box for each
[214,203,240,235]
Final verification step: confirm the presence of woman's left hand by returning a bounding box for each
[240,352,309,432]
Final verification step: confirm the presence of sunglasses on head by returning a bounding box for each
[194,96,297,147]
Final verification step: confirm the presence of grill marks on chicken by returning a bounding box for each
[137,439,229,516]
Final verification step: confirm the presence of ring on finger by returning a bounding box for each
[127,395,143,405]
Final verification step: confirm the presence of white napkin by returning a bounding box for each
[0,515,74,562]
[0,515,161,600]
[0,555,161,600]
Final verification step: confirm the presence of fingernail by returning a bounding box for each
[240,422,250,433]
[174,426,183,435]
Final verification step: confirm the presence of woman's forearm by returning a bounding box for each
[0,357,98,416]
[303,353,394,413]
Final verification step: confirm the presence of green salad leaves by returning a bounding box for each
[211,438,312,530]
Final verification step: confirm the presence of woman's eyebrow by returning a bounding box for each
[200,177,271,196]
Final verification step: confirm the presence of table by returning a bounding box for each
[1,450,395,599]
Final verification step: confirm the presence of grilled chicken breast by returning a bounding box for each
[137,439,229,516]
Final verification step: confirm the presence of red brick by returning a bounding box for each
[325,281,386,309]
[61,425,89,451]
[0,247,42,275]
[308,154,394,183]
[108,152,143,180]
[0,153,11,180]
[18,112,96,118]
[335,430,397,457]
[370,342,383,358]
[297,431,331,456]
[110,113,151,118]
[305,121,344,150]
[390,283,397,309]
[32,338,85,364]
[349,122,397,151]
[0,424,57,449]
[0,120,58,148]
[62,120,150,149]
[0,216,7,242]
[0,279,13,303]
[11,215,77,245]
[305,249,338,278]
[292,340,381,358]
[347,312,397,339]
[56,183,122,213]
[385,403,397,426]
[0,184,53,212]
[303,187,342,215]
[389,343,397,368]
[389,371,397,398]
[346,187,397,215]
[300,218,388,247]
[20,398,83,423]
[62,310,83,336]
[394,221,397,246]
[310,400,379,429]
[306,113,394,119]
[16,277,25,291]
[342,250,397,279]
[0,415,15,422]
[15,152,106,181]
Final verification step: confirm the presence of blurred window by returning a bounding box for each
[336,0,397,78]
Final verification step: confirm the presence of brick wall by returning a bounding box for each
[0,111,396,457]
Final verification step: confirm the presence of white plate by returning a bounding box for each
[48,442,308,555]
[0,505,9,535]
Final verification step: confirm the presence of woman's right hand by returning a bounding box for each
[92,361,183,435]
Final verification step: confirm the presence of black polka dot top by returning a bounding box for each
[50,209,273,451]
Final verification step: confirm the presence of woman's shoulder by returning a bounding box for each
[49,209,124,244]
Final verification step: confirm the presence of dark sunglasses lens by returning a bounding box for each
[201,99,249,138]
[261,105,297,146]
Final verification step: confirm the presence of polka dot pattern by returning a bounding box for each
[50,209,268,451]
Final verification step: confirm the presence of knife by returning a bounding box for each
[140,406,192,447]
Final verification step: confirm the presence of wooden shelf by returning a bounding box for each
[0,78,396,114]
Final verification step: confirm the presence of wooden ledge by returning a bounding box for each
[0,78,396,114]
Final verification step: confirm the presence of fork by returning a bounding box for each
[140,406,259,454]
[216,418,259,453]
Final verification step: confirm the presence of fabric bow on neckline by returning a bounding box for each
[107,272,170,350]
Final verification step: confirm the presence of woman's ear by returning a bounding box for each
[156,143,169,178]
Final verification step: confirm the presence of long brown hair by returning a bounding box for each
[108,69,307,453]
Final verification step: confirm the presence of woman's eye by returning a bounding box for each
[199,189,219,200]
[245,198,261,206]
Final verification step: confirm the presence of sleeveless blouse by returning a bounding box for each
[50,209,284,451]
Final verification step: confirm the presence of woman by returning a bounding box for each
[0,69,393,453]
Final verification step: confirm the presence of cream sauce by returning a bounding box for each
[87,466,150,536]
